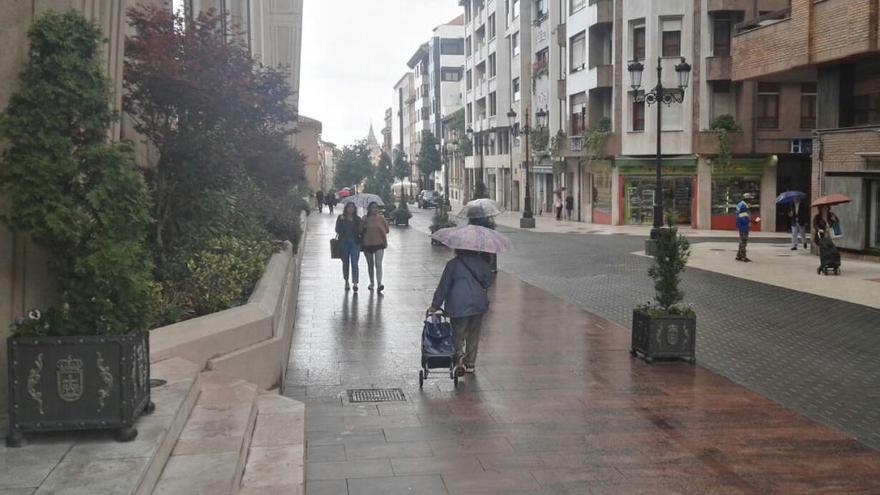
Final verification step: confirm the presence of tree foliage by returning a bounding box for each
[392,148,410,181]
[646,223,692,314]
[0,11,154,336]
[709,114,740,166]
[365,152,394,204]
[418,130,442,178]
[334,140,373,190]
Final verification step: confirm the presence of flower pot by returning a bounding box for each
[6,329,153,447]
[630,309,696,364]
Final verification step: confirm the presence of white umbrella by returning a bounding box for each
[341,193,384,209]
[430,225,512,254]
[457,198,502,219]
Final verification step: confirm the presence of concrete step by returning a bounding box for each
[153,371,259,495]
[9,357,201,495]
[239,394,305,495]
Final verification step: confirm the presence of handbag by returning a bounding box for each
[831,221,843,239]
[330,237,341,259]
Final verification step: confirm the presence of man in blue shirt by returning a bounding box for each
[735,193,758,262]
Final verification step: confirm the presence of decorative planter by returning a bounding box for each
[630,309,696,364]
[6,329,153,447]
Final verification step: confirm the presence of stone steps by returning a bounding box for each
[238,394,305,495]
[153,371,259,495]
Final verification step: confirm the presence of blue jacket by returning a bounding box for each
[431,253,493,318]
[735,200,750,232]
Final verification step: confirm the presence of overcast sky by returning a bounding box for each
[299,0,463,147]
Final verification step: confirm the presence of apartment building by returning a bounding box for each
[391,72,416,167]
[732,0,880,253]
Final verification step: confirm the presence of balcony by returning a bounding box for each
[731,8,800,81]
[590,0,612,25]
[694,130,749,156]
[595,64,612,88]
[705,56,732,81]
[569,136,583,153]
[706,0,753,12]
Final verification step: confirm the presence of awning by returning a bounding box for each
[614,155,698,168]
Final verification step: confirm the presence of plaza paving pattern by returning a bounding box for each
[284,212,880,495]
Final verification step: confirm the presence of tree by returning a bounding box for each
[709,114,740,167]
[392,147,410,201]
[417,130,442,189]
[647,221,692,314]
[334,140,373,190]
[365,152,394,204]
[0,11,154,336]
[124,5,302,262]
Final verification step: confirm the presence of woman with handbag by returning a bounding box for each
[335,202,363,291]
[362,201,389,292]
[813,205,840,243]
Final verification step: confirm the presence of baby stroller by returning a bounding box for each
[419,311,458,388]
[817,235,841,275]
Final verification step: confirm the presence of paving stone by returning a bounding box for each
[306,444,346,462]
[306,459,393,481]
[152,452,238,494]
[241,445,305,487]
[36,457,148,495]
[346,475,447,495]
[305,479,349,495]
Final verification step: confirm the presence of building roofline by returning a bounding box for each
[406,43,430,69]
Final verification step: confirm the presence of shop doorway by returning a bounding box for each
[624,176,693,225]
[775,155,812,232]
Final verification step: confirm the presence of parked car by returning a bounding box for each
[418,190,439,209]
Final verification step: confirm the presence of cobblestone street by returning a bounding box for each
[285,211,880,495]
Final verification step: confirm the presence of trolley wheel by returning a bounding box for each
[419,370,425,389]
[816,267,822,275]
[453,375,459,387]
[834,268,840,275]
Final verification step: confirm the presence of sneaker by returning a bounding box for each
[791,247,797,251]
[377,285,384,293]
[368,284,374,291]
[743,257,752,262]
[735,257,744,262]
[465,366,475,373]
[345,281,350,291]
[353,283,358,292]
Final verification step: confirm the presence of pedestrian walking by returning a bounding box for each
[335,202,362,291]
[468,215,497,273]
[362,201,389,293]
[427,249,493,376]
[813,205,840,244]
[554,187,564,221]
[788,197,808,250]
[565,193,574,221]
[735,193,759,262]
[325,190,337,215]
[315,189,324,214]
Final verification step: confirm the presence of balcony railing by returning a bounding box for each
[570,136,584,153]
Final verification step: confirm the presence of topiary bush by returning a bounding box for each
[0,10,155,337]
[641,217,693,316]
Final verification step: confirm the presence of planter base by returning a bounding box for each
[5,431,23,448]
[631,309,696,364]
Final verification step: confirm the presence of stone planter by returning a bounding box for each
[630,309,696,364]
[6,329,153,447]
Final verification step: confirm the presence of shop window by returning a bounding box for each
[757,82,780,129]
[712,177,760,217]
[624,177,693,225]
[661,18,682,57]
[800,82,817,129]
[712,13,731,56]
[570,31,586,72]
[631,91,645,131]
[632,23,646,61]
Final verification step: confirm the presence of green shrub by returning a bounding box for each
[180,236,277,316]
[392,199,412,224]
[642,219,693,315]
[0,11,154,336]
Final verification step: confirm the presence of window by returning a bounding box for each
[570,31,586,72]
[488,14,496,39]
[511,0,520,19]
[800,83,817,129]
[466,69,473,90]
[661,18,682,57]
[441,68,462,82]
[632,24,646,61]
[489,91,497,116]
[661,95,683,130]
[440,39,465,55]
[466,103,472,122]
[465,3,471,23]
[757,82,780,129]
[570,0,586,12]
[570,92,587,136]
[511,32,520,57]
[466,35,472,56]
[710,81,734,120]
[632,91,645,131]
[854,93,880,125]
[712,13,731,56]
[513,77,521,101]
[535,47,549,65]
[488,53,497,78]
[535,0,546,18]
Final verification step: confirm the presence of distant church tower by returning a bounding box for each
[366,122,382,165]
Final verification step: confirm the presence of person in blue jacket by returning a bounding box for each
[427,250,493,376]
[735,192,759,262]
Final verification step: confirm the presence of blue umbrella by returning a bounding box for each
[775,190,806,205]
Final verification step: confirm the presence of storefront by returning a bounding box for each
[531,164,554,215]
[710,160,767,231]
[591,160,613,224]
[615,156,697,226]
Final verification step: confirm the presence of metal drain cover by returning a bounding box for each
[347,388,406,403]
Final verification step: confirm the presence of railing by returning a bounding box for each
[570,136,584,153]
[735,7,791,34]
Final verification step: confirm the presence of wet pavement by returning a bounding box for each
[285,212,880,495]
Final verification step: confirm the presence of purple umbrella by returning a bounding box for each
[430,225,512,254]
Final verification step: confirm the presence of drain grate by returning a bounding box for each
[347,388,406,403]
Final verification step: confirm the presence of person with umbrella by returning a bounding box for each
[813,204,841,244]
[428,225,511,375]
[335,202,363,292]
[458,200,502,273]
[787,197,809,250]
[325,190,338,215]
[362,201,389,293]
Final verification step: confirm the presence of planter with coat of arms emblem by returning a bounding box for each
[630,309,696,364]
[6,329,153,447]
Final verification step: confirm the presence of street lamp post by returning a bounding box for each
[508,108,547,229]
[627,57,691,246]
[466,126,487,199]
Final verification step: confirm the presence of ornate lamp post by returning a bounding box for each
[627,57,691,242]
[466,125,487,199]
[509,108,547,228]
